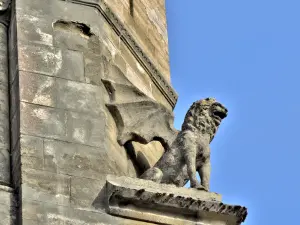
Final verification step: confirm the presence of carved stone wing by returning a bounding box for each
[102,65,177,150]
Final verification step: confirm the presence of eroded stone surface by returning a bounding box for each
[0,186,14,225]
[22,168,71,206]
[22,199,157,225]
[56,49,85,81]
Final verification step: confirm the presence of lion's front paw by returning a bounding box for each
[192,184,208,191]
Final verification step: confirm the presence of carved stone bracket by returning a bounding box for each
[106,175,248,225]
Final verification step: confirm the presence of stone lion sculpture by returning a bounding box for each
[140,98,228,191]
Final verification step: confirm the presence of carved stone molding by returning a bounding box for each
[60,0,178,108]
[106,175,248,225]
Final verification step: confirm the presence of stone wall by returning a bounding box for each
[0,186,14,225]
[103,0,170,81]
[9,0,176,224]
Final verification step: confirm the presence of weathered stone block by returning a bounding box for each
[0,85,9,116]
[0,186,13,225]
[17,13,53,46]
[22,200,44,221]
[19,135,44,170]
[20,71,57,107]
[22,200,157,225]
[0,71,8,90]
[55,49,85,82]
[53,24,91,53]
[43,139,115,179]
[20,135,43,158]
[0,111,10,151]
[66,111,106,147]
[56,79,105,116]
[0,149,10,185]
[21,156,44,171]
[22,168,71,206]
[20,102,66,139]
[0,185,13,206]
[0,213,11,225]
[0,24,7,45]
[0,52,8,74]
[84,52,109,85]
[18,43,61,76]
[113,54,127,74]
[116,42,155,100]
[70,176,105,209]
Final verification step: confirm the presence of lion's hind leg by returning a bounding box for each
[140,167,163,183]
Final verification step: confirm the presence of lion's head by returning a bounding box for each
[182,98,228,141]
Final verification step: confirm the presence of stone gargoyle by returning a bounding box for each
[140,98,228,191]
[102,62,228,191]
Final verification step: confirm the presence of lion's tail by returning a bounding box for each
[140,167,163,183]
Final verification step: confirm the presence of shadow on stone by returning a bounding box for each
[92,183,108,211]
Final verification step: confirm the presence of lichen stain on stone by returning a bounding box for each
[73,127,86,144]
[21,14,39,23]
[32,78,54,106]
[44,143,55,155]
[32,108,49,120]
[53,20,95,39]
[54,50,62,74]
[36,28,53,46]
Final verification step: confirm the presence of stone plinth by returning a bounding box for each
[106,175,247,225]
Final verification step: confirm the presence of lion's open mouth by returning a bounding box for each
[212,103,228,125]
[213,110,227,120]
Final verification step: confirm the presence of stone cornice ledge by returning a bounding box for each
[105,175,248,225]
[60,0,178,108]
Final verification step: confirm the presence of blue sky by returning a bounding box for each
[166,1,300,224]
